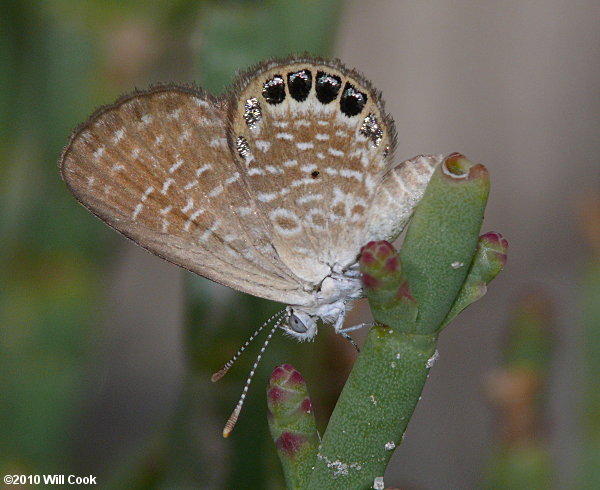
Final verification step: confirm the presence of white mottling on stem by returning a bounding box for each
[373,476,384,490]
[426,350,440,369]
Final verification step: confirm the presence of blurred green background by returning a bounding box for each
[1,1,598,488]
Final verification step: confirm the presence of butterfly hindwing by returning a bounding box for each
[227,57,397,283]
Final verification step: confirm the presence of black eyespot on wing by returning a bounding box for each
[316,71,341,104]
[340,82,367,117]
[262,75,285,104]
[287,69,312,102]
[311,170,320,178]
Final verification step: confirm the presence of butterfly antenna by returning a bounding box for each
[211,309,285,382]
[222,317,283,438]
[341,332,360,352]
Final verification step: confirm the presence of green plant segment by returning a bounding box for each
[307,327,437,489]
[269,154,508,488]
[267,364,319,490]
[399,153,490,334]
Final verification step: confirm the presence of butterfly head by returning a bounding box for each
[284,306,318,341]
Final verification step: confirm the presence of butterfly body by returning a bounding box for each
[60,56,440,341]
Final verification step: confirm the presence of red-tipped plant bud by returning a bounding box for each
[442,231,509,328]
[267,364,318,489]
[360,241,417,328]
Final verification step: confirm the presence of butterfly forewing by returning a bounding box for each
[60,85,309,305]
[227,58,397,283]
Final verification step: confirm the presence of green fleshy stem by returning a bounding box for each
[267,364,319,490]
[400,153,490,334]
[306,327,437,489]
[441,231,509,328]
[306,154,494,488]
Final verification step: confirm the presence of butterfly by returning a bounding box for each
[60,55,439,340]
[60,56,440,434]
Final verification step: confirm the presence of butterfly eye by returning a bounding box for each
[262,75,286,104]
[316,71,341,104]
[289,313,308,334]
[287,69,312,102]
[340,82,367,117]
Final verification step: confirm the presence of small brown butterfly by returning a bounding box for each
[60,56,440,434]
